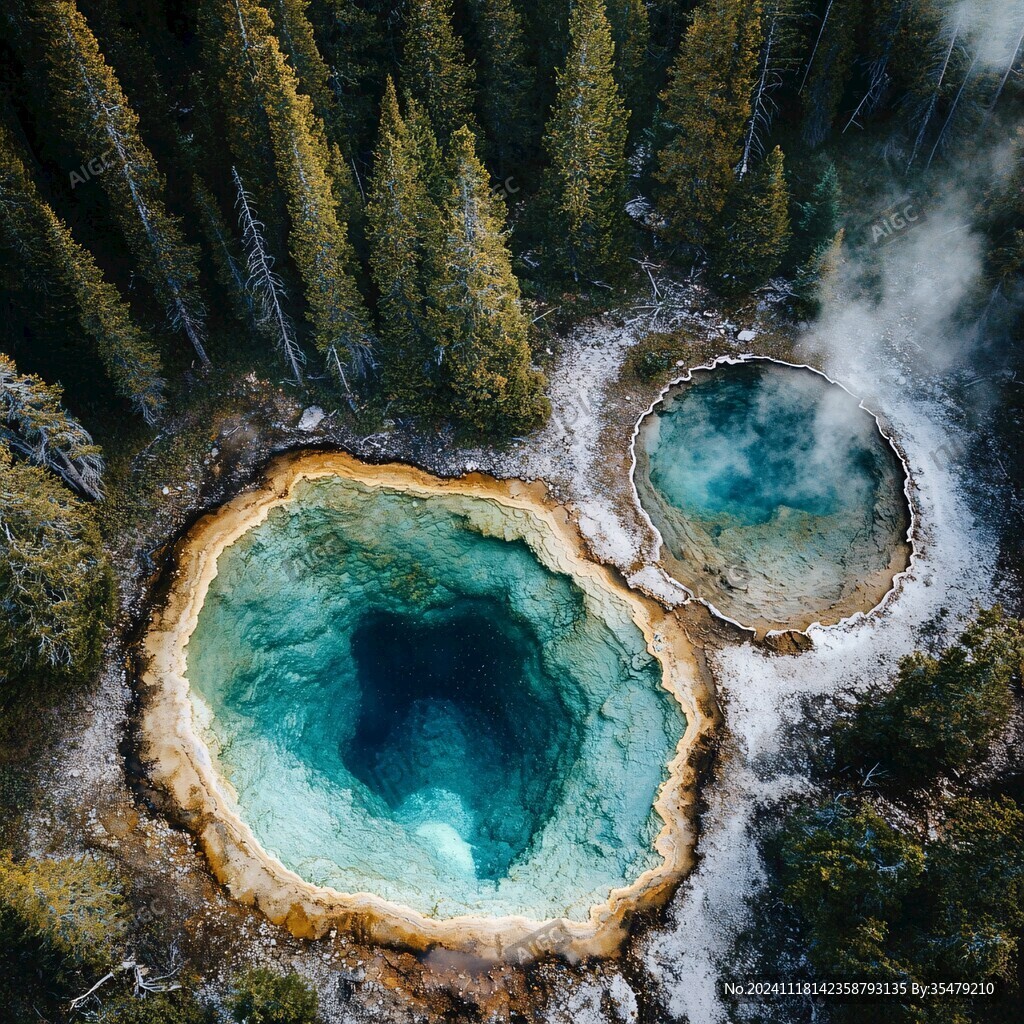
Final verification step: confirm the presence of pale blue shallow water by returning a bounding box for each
[186,476,686,921]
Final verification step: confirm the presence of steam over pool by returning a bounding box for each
[183,473,688,923]
[634,361,911,632]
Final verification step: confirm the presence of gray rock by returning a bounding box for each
[297,406,326,432]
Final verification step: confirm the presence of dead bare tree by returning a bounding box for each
[906,18,963,170]
[233,167,306,383]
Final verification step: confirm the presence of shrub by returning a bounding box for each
[623,330,693,381]
[835,608,1022,787]
[228,968,320,1024]
[98,991,214,1024]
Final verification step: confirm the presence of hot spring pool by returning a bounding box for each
[634,360,911,632]
[141,454,705,956]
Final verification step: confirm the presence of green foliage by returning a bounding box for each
[754,612,1024,1022]
[0,352,107,499]
[98,991,215,1024]
[802,0,863,147]
[623,330,695,381]
[0,122,165,424]
[464,0,535,175]
[710,145,791,294]
[791,226,844,316]
[776,801,925,977]
[228,968,320,1024]
[792,162,843,266]
[924,797,1024,980]
[401,0,478,145]
[225,0,375,394]
[786,161,844,313]
[0,443,113,681]
[656,0,762,248]
[31,0,209,365]
[540,0,630,282]
[835,608,1023,787]
[194,0,287,249]
[0,850,127,966]
[428,127,549,436]
[767,795,1024,1019]
[605,0,652,132]
[304,0,387,153]
[264,0,363,228]
[366,79,440,416]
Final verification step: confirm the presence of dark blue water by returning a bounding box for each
[346,602,578,880]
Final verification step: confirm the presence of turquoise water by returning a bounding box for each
[636,361,908,626]
[186,476,685,921]
[644,363,877,527]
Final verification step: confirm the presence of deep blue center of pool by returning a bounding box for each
[345,602,570,880]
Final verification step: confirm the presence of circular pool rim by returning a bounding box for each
[628,354,916,637]
[139,450,715,961]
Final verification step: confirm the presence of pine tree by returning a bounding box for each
[0,852,126,964]
[787,160,842,268]
[404,92,447,205]
[0,354,106,500]
[194,0,290,252]
[366,79,439,415]
[428,127,548,435]
[32,0,209,365]
[0,445,113,679]
[541,0,630,282]
[0,123,165,423]
[464,0,535,175]
[265,0,337,136]
[656,0,763,247]
[710,145,791,293]
[605,0,652,130]
[233,167,305,382]
[792,226,843,315]
[401,0,478,145]
[739,0,808,177]
[305,0,388,154]
[263,0,363,226]
[225,0,375,397]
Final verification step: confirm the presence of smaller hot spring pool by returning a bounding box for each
[634,360,911,631]
[183,473,688,923]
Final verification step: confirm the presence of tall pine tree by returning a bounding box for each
[366,79,440,415]
[0,443,113,681]
[606,0,653,133]
[428,127,548,435]
[656,0,763,247]
[0,123,165,423]
[710,145,791,293]
[401,0,478,145]
[263,0,363,226]
[464,0,535,176]
[305,0,388,154]
[541,0,630,282]
[221,0,375,396]
[31,0,209,365]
